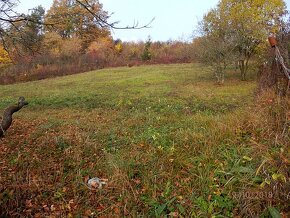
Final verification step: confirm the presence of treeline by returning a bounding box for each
[0,37,195,84]
[0,0,289,85]
[0,0,194,84]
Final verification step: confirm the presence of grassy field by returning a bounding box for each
[0,64,288,217]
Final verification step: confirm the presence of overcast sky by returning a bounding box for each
[17,0,290,42]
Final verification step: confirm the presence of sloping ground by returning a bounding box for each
[0,64,289,217]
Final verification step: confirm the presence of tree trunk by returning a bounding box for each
[215,64,224,84]
[0,97,28,137]
[239,60,247,81]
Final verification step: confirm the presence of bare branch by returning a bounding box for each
[75,0,155,30]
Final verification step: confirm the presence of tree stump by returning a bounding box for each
[0,97,28,137]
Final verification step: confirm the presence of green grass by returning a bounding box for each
[0,64,288,217]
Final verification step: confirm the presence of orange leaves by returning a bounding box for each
[25,199,33,208]
[86,37,114,54]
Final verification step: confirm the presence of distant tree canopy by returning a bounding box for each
[0,0,192,84]
[45,0,110,49]
[196,0,287,82]
[8,6,45,56]
[0,0,112,56]
[0,1,43,55]
[0,0,153,57]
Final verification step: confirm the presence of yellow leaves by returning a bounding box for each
[271,173,286,183]
[210,0,286,36]
[200,0,287,65]
[42,32,83,57]
[0,47,12,64]
[260,173,286,188]
[213,189,222,196]
[242,155,253,162]
[115,42,123,54]
[42,32,62,56]
[260,177,271,188]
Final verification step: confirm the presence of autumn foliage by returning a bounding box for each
[0,0,195,84]
[0,37,195,84]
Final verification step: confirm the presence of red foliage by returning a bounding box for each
[0,40,196,84]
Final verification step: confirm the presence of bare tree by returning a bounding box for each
[194,9,235,84]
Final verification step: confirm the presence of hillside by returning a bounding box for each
[0,64,288,217]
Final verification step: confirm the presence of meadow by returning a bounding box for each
[0,63,288,217]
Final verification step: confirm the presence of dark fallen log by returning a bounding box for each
[0,97,28,137]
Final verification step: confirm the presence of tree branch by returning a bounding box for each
[75,0,155,30]
[0,97,28,138]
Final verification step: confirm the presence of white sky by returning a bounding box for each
[16,0,290,42]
